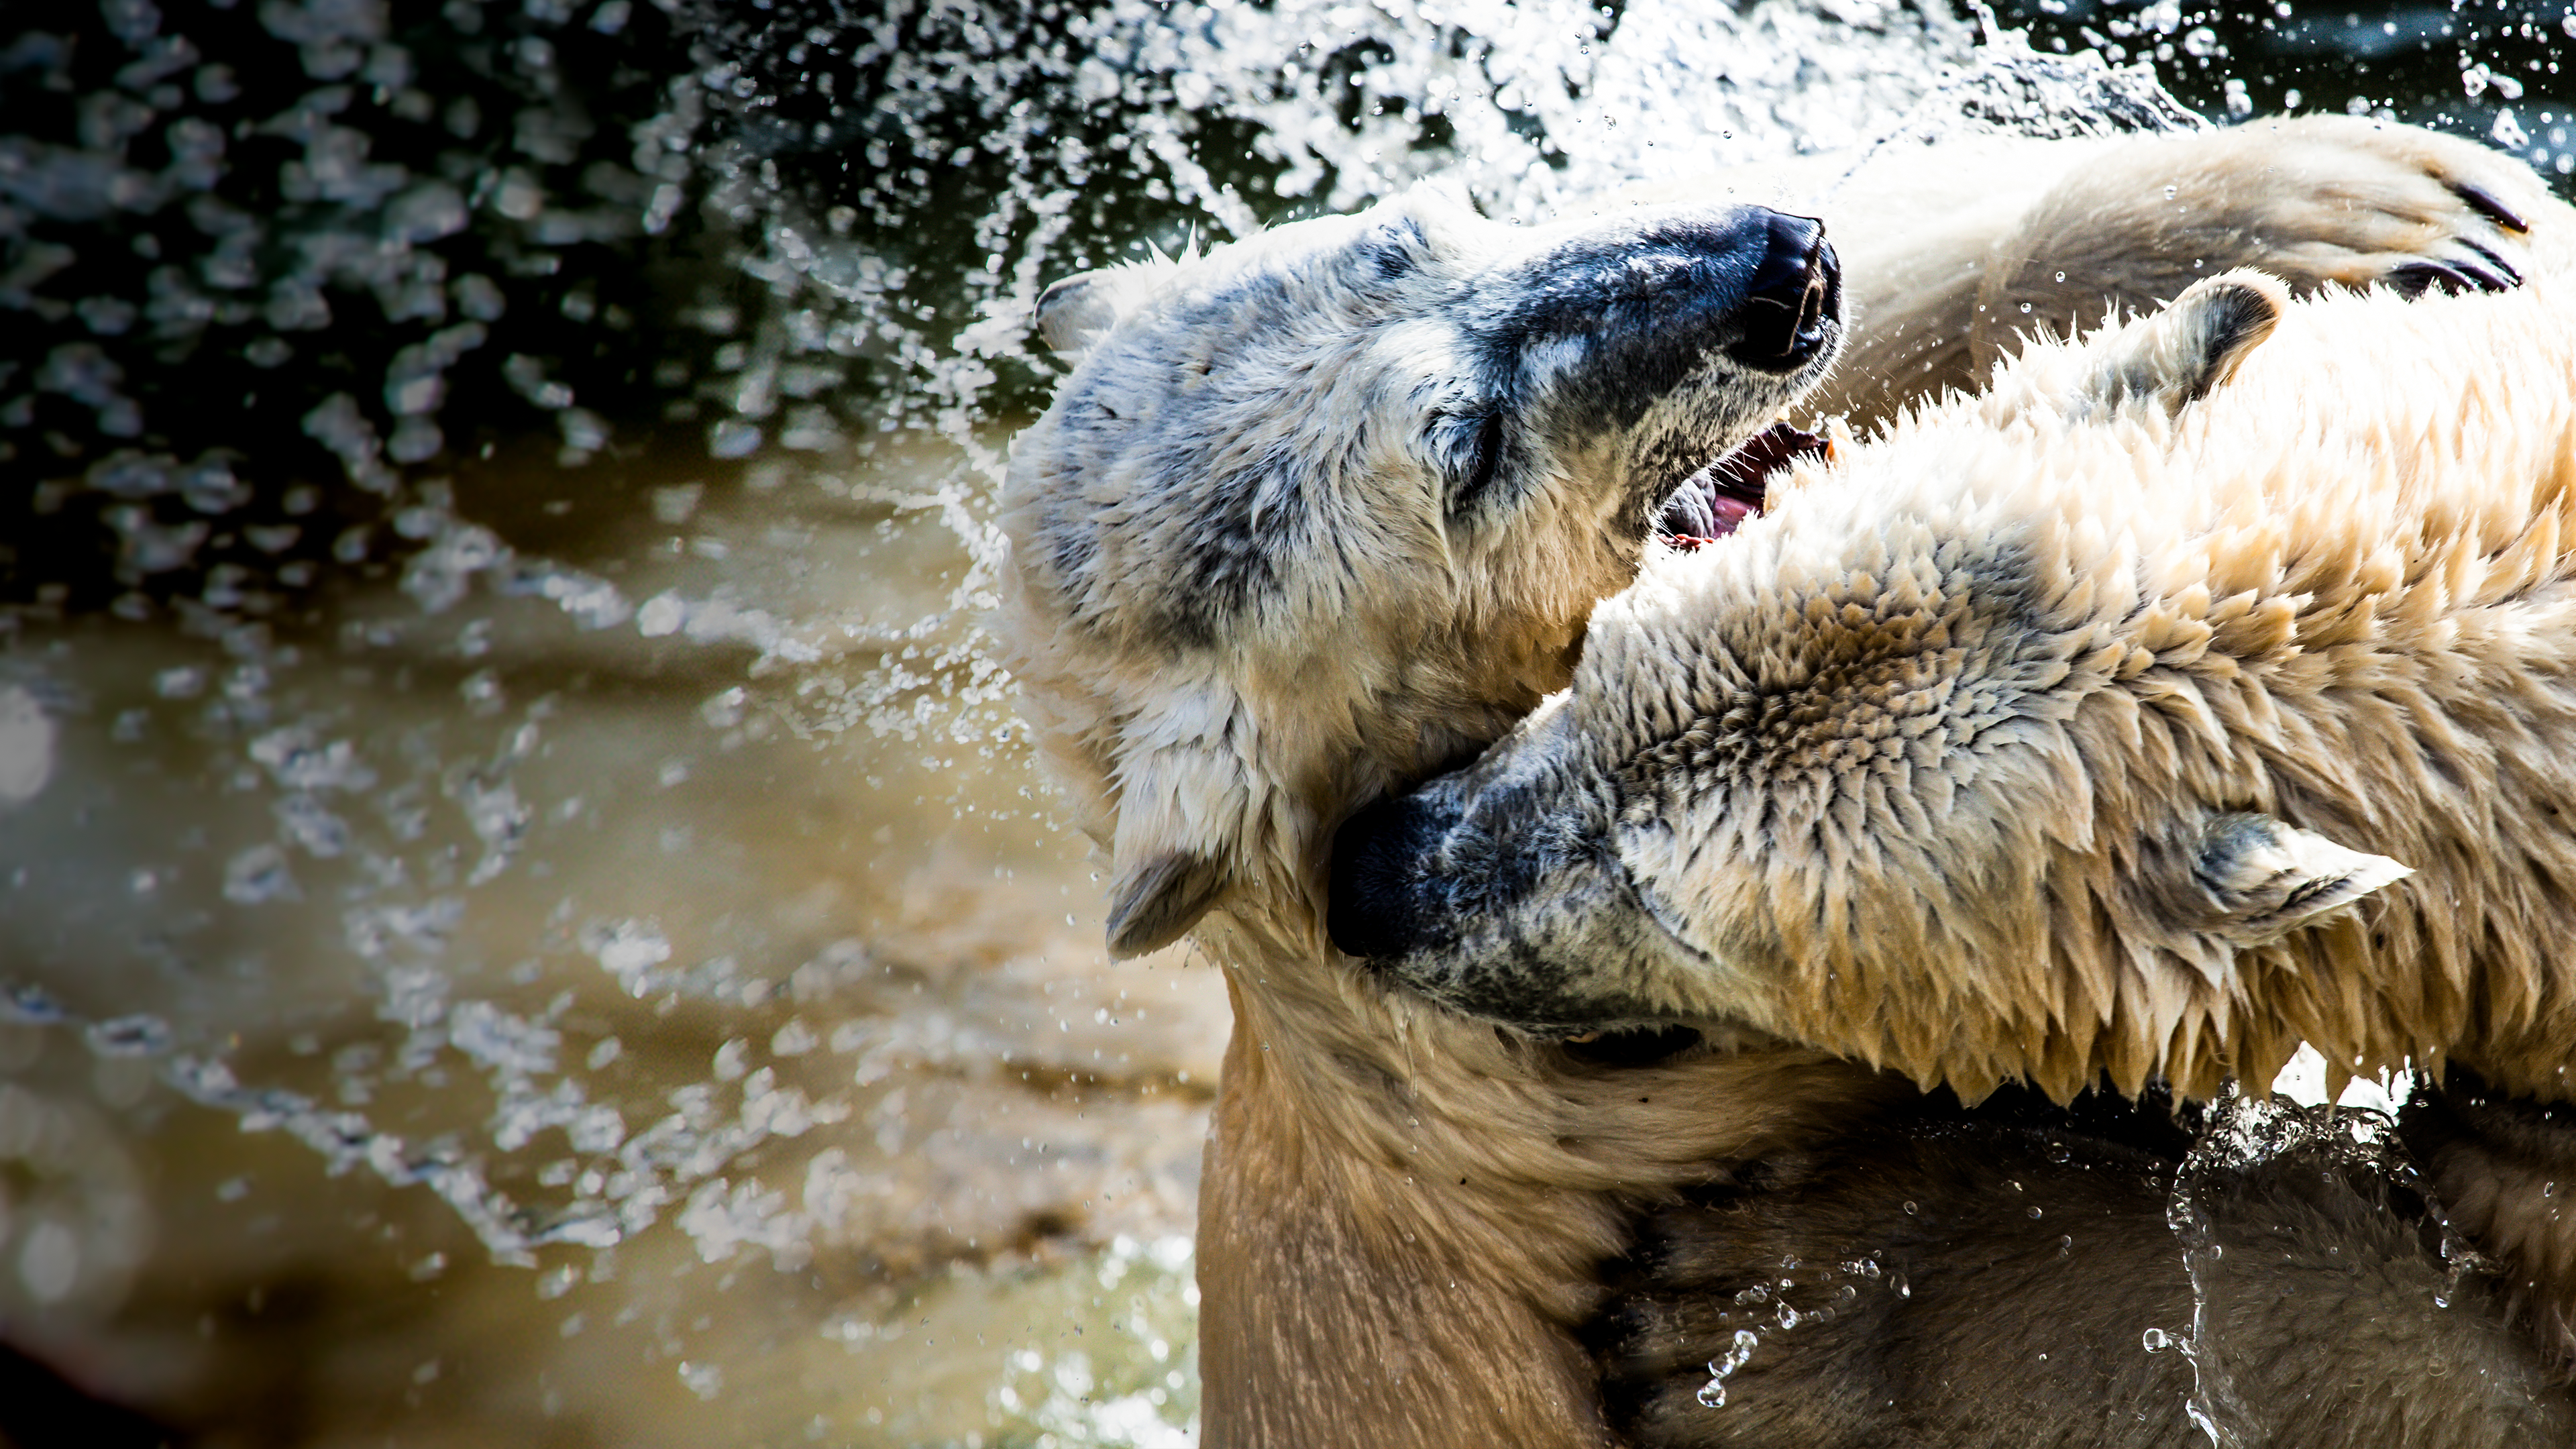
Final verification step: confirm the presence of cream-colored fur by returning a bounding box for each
[1674,267,2576,1094]
[1001,117,2553,1447]
[1356,256,2576,1101]
[1341,218,2576,1368]
[1705,261,2576,1352]
[1623,117,2536,429]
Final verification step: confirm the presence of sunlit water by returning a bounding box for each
[2,0,2572,1443]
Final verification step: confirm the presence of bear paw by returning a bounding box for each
[1972,114,2550,370]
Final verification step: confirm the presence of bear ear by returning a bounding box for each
[1099,687,1257,957]
[2072,270,2288,421]
[2163,811,2410,951]
[1106,849,1229,957]
[1034,258,1180,360]
[1035,272,1119,355]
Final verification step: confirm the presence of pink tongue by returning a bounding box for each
[1660,421,1833,551]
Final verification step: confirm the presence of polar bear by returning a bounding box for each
[1327,261,2576,1099]
[1330,252,2576,1364]
[1003,116,2555,1448]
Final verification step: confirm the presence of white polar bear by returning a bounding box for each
[1004,117,2557,1448]
[1332,248,2576,1366]
[1330,258,2576,1102]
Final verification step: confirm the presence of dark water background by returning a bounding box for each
[4,0,2569,616]
[1,1,2571,1445]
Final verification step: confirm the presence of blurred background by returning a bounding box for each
[0,0,2569,1444]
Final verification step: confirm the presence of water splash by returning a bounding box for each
[2165,1098,2253,1449]
[1695,1328,1762,1409]
[2164,1077,2461,1448]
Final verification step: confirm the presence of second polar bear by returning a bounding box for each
[1329,262,2576,1101]
[1331,256,2576,1352]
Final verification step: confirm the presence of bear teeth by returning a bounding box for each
[1656,421,1830,548]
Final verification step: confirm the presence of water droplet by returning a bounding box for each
[85,1015,173,1059]
[18,1221,78,1303]
[0,689,58,809]
[1695,1328,1760,1408]
[2143,1328,2170,1352]
[678,1360,723,1400]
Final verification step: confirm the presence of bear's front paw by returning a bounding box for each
[2222,114,2537,297]
[1974,115,2552,368]
[2384,177,2526,295]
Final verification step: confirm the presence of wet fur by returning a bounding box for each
[1345,257,2576,1107]
[2402,1072,2576,1372]
[1000,118,2559,1448]
[1597,1085,2576,1448]
[1344,208,2576,1376]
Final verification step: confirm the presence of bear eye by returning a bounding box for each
[1457,412,1505,512]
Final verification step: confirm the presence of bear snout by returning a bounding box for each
[1487,205,1841,383]
[1727,212,1839,373]
[1326,793,1470,961]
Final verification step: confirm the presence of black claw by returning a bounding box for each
[2453,180,2532,235]
[2451,258,2518,293]
[2457,236,2526,287]
[2390,260,2470,297]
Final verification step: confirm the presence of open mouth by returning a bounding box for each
[1654,421,1831,549]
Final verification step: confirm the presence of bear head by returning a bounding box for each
[1002,189,1843,955]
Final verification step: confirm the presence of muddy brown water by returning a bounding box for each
[0,433,1225,1448]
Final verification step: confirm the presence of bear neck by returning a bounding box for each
[1729,352,2576,1113]
[1185,906,1895,1449]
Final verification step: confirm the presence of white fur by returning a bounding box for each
[1001,118,2561,1448]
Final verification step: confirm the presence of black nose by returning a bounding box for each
[1726,211,1838,373]
[1326,793,1462,961]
